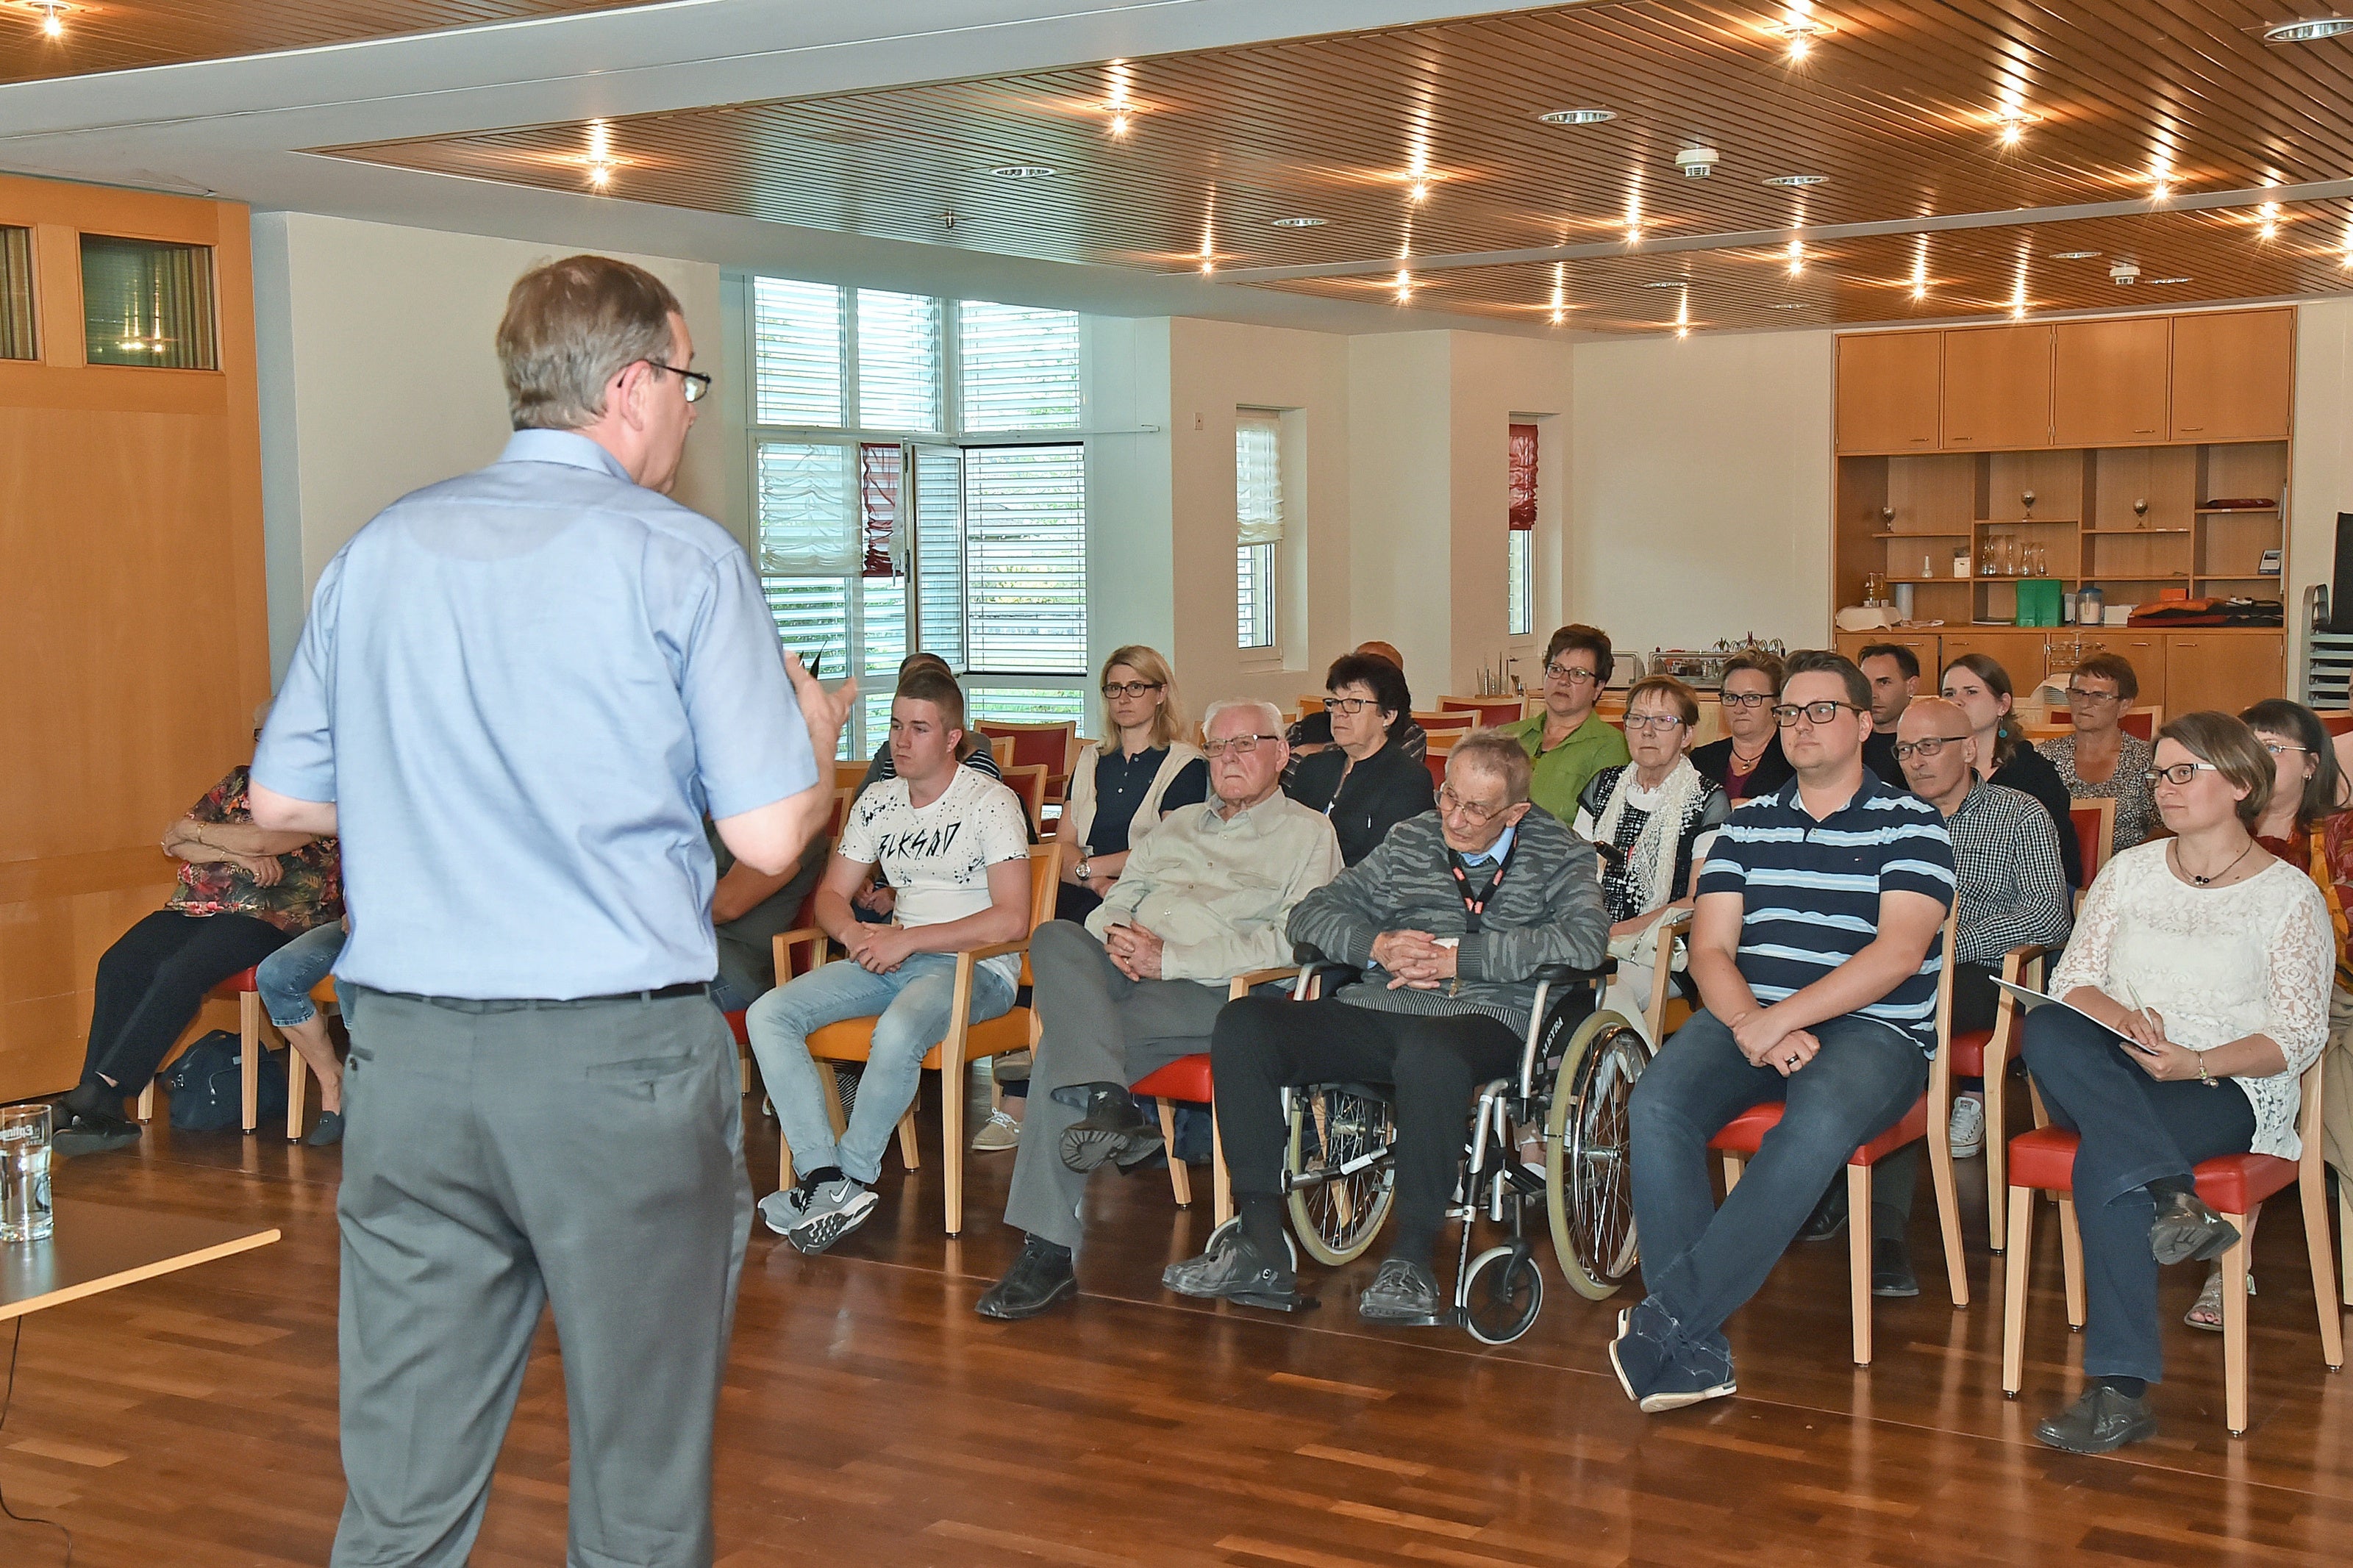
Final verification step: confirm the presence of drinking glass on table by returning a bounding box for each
[1,1103,54,1243]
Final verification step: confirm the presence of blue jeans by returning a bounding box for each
[1629,1008,1928,1347]
[747,952,1015,1186]
[257,922,348,1028]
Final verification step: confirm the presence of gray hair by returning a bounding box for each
[496,254,682,431]
[1202,698,1285,738]
[1447,728,1533,805]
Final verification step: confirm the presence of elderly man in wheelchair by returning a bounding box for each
[1163,728,1613,1328]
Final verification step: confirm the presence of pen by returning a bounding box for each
[2116,975,2163,1057]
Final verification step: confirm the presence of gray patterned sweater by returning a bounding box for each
[1285,809,1609,1026]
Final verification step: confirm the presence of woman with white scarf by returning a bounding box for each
[1572,676,1729,1039]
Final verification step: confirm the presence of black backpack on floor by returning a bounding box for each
[157,1030,288,1131]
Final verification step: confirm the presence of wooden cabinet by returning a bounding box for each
[2171,309,2293,442]
[1836,332,1941,454]
[1939,628,2053,685]
[2161,631,2285,715]
[2088,632,2168,715]
[1834,630,1941,673]
[1940,325,2052,451]
[2053,318,2170,446]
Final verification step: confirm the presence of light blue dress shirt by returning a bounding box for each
[1461,823,1517,866]
[254,430,820,999]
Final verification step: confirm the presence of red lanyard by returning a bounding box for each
[1447,839,1515,931]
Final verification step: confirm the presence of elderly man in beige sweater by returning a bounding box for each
[976,698,1343,1320]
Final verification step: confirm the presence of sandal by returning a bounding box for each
[2184,1267,2255,1332]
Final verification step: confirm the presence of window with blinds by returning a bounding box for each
[0,226,31,361]
[749,276,1088,753]
[1235,412,1283,651]
[1509,531,1534,637]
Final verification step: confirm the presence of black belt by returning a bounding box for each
[579,981,710,1003]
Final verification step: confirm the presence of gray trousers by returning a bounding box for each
[331,986,752,1568]
[1002,921,1229,1250]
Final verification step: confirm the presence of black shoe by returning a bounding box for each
[53,1111,141,1157]
[1798,1182,1849,1243]
[1357,1259,1448,1327]
[2034,1386,2157,1455]
[1053,1083,1163,1173]
[1163,1227,1312,1311]
[975,1236,1079,1320]
[303,1111,346,1148]
[1610,1299,1737,1414]
[2149,1188,2239,1266]
[1871,1236,1920,1298]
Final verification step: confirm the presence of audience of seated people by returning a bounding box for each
[1504,623,1631,821]
[55,753,343,1156]
[2041,654,2159,858]
[1163,728,1607,1320]
[2018,712,2330,1453]
[1570,675,1729,1037]
[254,916,351,1145]
[1286,640,1427,768]
[1856,642,1920,782]
[1940,653,2083,889]
[1800,695,2074,1297]
[1284,650,1438,865]
[974,700,1343,1320]
[748,669,1035,1255]
[1055,644,1209,925]
[1689,649,1793,804]
[1615,650,1954,1411]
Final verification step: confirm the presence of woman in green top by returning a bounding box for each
[1504,623,1630,822]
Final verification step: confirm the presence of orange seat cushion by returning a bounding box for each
[2004,1127,2299,1215]
[805,1007,1032,1069]
[214,967,260,995]
[1707,1094,1929,1168]
[1948,1028,1992,1079]
[724,1009,750,1046]
[1132,1053,1213,1103]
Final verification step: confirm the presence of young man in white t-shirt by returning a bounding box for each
[746,670,1032,1254]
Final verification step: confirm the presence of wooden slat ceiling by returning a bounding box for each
[0,1,650,83]
[315,1,2353,332]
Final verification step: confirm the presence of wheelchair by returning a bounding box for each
[1277,948,1654,1344]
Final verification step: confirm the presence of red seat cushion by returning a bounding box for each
[1707,1094,1929,1168]
[1132,1053,1213,1103]
[1949,1028,1992,1079]
[214,967,260,995]
[2003,1128,2299,1216]
[724,1009,750,1046]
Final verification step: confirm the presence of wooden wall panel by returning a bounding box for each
[0,172,266,1101]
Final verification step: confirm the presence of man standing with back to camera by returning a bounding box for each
[252,256,849,1566]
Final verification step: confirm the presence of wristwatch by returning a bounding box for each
[1075,858,1093,884]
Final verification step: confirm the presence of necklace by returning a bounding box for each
[2173,836,2256,887]
[1729,737,1769,768]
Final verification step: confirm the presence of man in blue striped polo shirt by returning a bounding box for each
[1611,649,1954,1412]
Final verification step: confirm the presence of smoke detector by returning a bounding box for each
[1674,147,1720,179]
[2110,260,2141,284]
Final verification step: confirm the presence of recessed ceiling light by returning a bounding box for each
[1539,109,1615,125]
[1764,173,1830,187]
[1643,279,1692,289]
[1765,15,1834,59]
[1771,302,1805,309]
[2265,18,2353,43]
[989,164,1055,179]
[2147,275,2191,284]
[1271,216,1327,227]
[2051,250,2102,259]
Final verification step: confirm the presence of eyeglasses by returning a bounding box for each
[2065,687,2121,705]
[2262,741,2313,757]
[1202,734,1280,758]
[1720,690,1776,710]
[1326,695,1385,715]
[1772,701,1865,728]
[646,360,711,403]
[2146,762,2222,787]
[1437,782,1507,824]
[1622,712,1685,733]
[1101,680,1165,699]
[1891,734,1971,761]
[1545,662,1602,685]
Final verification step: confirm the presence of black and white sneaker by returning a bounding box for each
[761,1174,876,1256]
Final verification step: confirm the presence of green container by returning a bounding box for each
[2014,578,2063,628]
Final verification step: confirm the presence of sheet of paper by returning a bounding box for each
[1990,977,2159,1056]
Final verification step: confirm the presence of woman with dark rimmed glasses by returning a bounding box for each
[2040,653,2158,856]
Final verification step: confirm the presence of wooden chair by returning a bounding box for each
[976,720,1076,803]
[988,734,1015,772]
[139,967,339,1140]
[1422,729,1463,790]
[2317,710,2353,738]
[2119,706,2160,741]
[1296,695,1326,717]
[1438,696,1529,727]
[1002,763,1048,836]
[2068,797,2117,886]
[1413,709,1478,735]
[1636,906,1696,1045]
[726,786,857,1095]
[1954,945,2046,1253]
[833,760,871,793]
[1129,967,1305,1227]
[2002,1057,2342,1436]
[771,842,1063,1236]
[1710,910,1968,1366]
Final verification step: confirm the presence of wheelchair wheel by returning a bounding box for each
[1460,1244,1544,1345]
[1285,1086,1397,1266]
[1545,1012,1652,1300]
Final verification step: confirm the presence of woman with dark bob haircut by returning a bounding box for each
[1283,651,1435,865]
[2017,711,2332,1456]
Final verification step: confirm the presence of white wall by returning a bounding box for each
[1345,332,1457,695]
[251,212,726,680]
[1570,331,1836,659]
[2293,298,2353,687]
[1447,332,1571,692]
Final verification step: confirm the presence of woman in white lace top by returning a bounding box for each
[2019,712,2332,1458]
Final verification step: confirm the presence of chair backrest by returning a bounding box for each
[1414,709,1478,734]
[2296,1054,2327,1177]
[976,720,1076,776]
[832,760,871,793]
[1423,731,1461,790]
[2319,710,2353,738]
[1003,764,1049,835]
[989,734,1015,770]
[826,785,855,839]
[2120,706,2160,741]
[1439,696,1529,726]
[1928,907,1962,1096]
[1015,842,1063,988]
[2069,796,2116,886]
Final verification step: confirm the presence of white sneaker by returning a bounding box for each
[970,1108,1021,1152]
[1948,1094,1985,1160]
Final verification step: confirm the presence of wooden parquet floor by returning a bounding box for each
[4,1086,2351,1567]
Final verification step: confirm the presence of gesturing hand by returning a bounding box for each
[788,654,856,766]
